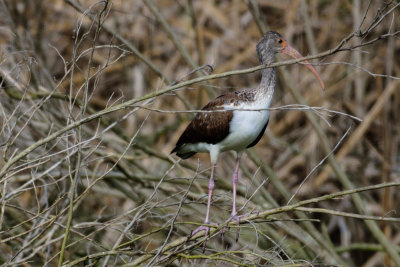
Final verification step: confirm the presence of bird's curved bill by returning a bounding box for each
[282,44,325,90]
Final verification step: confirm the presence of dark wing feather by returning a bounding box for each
[172,93,239,155]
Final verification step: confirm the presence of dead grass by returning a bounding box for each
[0,0,399,266]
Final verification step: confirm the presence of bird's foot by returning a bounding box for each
[224,214,243,242]
[225,210,259,242]
[190,223,217,237]
[188,222,218,252]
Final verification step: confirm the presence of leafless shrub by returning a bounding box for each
[0,0,399,266]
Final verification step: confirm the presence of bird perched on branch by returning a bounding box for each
[172,31,324,240]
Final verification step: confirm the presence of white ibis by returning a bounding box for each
[172,31,324,239]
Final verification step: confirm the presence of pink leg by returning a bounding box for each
[190,164,218,241]
[204,163,216,224]
[225,154,242,242]
[231,156,240,217]
[226,153,258,241]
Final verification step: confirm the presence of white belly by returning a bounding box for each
[218,101,270,152]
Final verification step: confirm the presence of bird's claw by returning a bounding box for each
[188,222,218,252]
[189,224,214,238]
[225,214,243,242]
[226,210,259,242]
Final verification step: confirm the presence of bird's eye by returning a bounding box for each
[278,39,283,44]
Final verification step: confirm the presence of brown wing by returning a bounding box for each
[172,92,239,154]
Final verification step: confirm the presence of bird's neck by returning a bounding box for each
[260,68,276,92]
[258,51,276,96]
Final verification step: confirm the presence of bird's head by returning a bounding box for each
[257,31,287,54]
[257,31,325,90]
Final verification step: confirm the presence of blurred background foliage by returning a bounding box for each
[0,0,399,266]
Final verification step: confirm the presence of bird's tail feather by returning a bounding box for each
[176,151,196,159]
[171,146,196,159]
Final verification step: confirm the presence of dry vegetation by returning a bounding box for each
[0,0,400,266]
